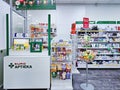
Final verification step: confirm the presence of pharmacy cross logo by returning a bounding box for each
[8,62,32,69]
[8,63,14,68]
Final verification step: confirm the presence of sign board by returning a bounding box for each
[71,23,76,34]
[14,0,56,10]
[30,42,42,52]
[83,17,89,28]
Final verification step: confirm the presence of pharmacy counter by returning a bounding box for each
[4,50,50,89]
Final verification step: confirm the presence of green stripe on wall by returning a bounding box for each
[76,21,83,24]
[76,21,96,24]
[97,21,116,24]
[117,21,120,24]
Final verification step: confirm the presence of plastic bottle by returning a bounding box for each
[66,72,70,79]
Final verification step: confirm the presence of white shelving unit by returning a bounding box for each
[76,27,120,68]
[51,36,73,90]
[77,64,120,68]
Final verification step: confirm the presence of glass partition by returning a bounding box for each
[12,11,24,35]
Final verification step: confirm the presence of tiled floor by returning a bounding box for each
[1,69,120,90]
[73,69,120,90]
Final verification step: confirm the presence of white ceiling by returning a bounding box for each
[56,0,120,4]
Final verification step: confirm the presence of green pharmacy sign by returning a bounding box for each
[30,42,42,52]
[15,0,56,10]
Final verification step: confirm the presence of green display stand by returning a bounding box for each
[30,42,42,52]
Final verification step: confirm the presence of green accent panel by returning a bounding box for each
[76,21,83,24]
[76,21,96,24]
[97,21,116,24]
[48,14,51,56]
[30,42,42,52]
[117,21,120,24]
[15,0,56,10]
[6,14,9,56]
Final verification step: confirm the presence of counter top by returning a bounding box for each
[9,49,49,56]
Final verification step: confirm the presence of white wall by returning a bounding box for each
[27,10,57,35]
[27,10,57,26]
[56,5,85,37]
[86,5,120,20]
[27,5,86,38]
[27,4,120,38]
[0,0,10,50]
[28,10,57,23]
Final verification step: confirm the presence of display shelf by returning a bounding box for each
[51,36,73,90]
[30,23,57,49]
[114,47,120,49]
[77,64,120,68]
[78,47,111,49]
[52,61,72,62]
[9,49,48,56]
[108,36,120,38]
[77,59,120,61]
[51,46,71,48]
[74,24,120,68]
[78,47,120,49]
[104,30,120,33]
[78,41,120,43]
[96,53,120,55]
[12,37,30,39]
[77,30,120,33]
[78,36,120,38]
[30,37,44,39]
[77,30,103,32]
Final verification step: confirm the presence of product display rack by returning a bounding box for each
[76,25,120,68]
[30,23,56,49]
[11,23,57,51]
[51,37,73,90]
